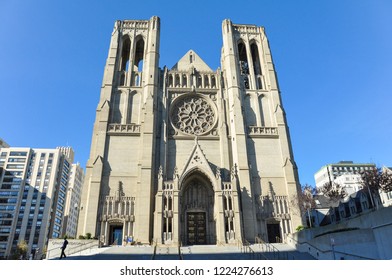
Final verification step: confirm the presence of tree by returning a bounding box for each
[294,184,317,228]
[318,181,346,202]
[360,167,392,208]
[10,240,28,260]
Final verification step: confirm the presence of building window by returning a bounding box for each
[9,152,27,157]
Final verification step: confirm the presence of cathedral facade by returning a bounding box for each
[77,16,303,246]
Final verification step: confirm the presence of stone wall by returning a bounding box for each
[288,206,392,259]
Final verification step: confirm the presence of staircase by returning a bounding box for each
[52,242,314,260]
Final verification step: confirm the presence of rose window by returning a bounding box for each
[171,96,216,136]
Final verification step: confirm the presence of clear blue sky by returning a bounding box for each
[1,0,391,186]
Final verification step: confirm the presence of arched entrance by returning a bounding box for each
[180,173,216,245]
[107,219,124,245]
[266,219,282,243]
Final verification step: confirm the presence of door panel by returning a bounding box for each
[187,212,206,245]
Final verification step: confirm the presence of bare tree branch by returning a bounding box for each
[319,181,346,202]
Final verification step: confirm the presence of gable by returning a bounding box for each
[179,138,215,185]
[171,50,213,72]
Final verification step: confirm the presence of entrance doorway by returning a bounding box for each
[110,225,123,245]
[267,223,281,243]
[187,212,206,245]
[180,173,216,245]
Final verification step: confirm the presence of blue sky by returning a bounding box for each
[1,0,391,186]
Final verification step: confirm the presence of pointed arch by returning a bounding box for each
[120,35,131,72]
[119,35,131,86]
[237,40,249,89]
[180,167,216,192]
[180,170,216,245]
[133,36,145,72]
[250,41,263,89]
[250,41,262,75]
[237,40,248,67]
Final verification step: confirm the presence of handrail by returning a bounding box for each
[178,241,183,260]
[151,239,157,260]
[67,240,99,257]
[46,239,98,259]
[286,234,374,260]
[239,238,267,260]
[254,236,297,260]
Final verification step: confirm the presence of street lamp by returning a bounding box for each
[304,202,312,228]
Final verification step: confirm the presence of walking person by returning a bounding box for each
[59,237,68,259]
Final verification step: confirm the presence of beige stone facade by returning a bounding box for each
[77,16,303,246]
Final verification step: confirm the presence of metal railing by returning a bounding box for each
[150,239,157,260]
[254,236,296,260]
[46,239,98,259]
[178,241,183,260]
[286,234,374,260]
[238,238,266,260]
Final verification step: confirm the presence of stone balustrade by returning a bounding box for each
[107,123,141,135]
[248,126,279,138]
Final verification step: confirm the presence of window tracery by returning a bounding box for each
[171,96,216,136]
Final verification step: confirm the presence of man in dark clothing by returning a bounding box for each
[60,237,68,259]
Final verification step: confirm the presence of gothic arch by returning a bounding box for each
[250,41,262,75]
[179,166,217,192]
[120,35,131,72]
[179,171,216,245]
[133,35,145,72]
[237,40,248,68]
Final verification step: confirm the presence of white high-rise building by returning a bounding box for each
[380,166,392,207]
[0,147,83,259]
[314,161,376,194]
[62,162,84,238]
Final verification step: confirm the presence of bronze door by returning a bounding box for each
[187,212,206,245]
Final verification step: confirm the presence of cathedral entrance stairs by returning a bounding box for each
[250,243,316,260]
[53,243,314,260]
[153,246,182,260]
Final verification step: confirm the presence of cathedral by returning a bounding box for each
[77,16,303,246]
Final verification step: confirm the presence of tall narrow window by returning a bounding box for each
[251,43,263,89]
[204,75,209,88]
[169,74,174,87]
[182,74,187,87]
[251,43,262,75]
[238,41,249,75]
[120,37,131,86]
[134,38,145,72]
[175,74,180,87]
[120,37,131,72]
[211,75,216,88]
[238,41,249,89]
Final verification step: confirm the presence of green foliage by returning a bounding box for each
[85,233,92,239]
[10,240,28,260]
[296,225,306,232]
[78,235,85,239]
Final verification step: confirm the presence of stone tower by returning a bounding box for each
[77,16,303,246]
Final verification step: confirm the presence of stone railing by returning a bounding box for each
[248,126,279,138]
[107,123,141,135]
